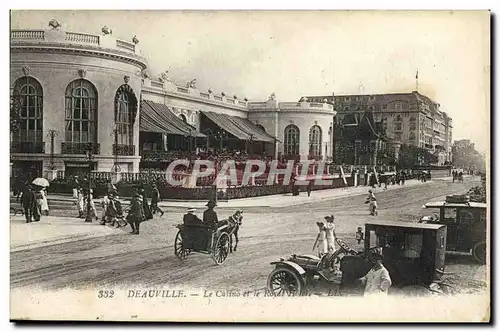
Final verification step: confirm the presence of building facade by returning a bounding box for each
[10,23,336,180]
[306,91,453,165]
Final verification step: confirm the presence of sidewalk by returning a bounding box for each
[10,215,126,252]
[19,177,451,210]
[157,179,434,208]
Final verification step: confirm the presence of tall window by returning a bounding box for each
[11,77,43,143]
[115,85,137,146]
[65,79,97,143]
[309,125,322,157]
[284,124,300,155]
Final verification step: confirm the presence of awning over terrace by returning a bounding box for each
[201,111,277,142]
[140,100,206,138]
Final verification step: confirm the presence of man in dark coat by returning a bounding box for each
[150,184,164,217]
[20,184,36,223]
[127,192,144,235]
[138,187,153,221]
[202,200,218,249]
[203,200,218,228]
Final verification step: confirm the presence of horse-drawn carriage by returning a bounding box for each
[267,221,451,297]
[174,211,243,265]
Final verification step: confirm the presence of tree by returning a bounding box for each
[452,143,486,172]
[397,144,438,168]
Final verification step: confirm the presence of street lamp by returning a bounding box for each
[46,129,58,170]
[111,128,121,173]
[85,143,94,223]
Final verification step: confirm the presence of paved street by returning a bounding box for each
[10,177,487,295]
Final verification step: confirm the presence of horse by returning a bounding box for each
[223,212,243,253]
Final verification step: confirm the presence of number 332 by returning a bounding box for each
[98,290,115,298]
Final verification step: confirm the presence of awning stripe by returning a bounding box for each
[140,100,206,137]
[202,111,277,142]
[202,111,250,140]
[230,117,276,142]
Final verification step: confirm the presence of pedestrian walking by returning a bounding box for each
[100,194,109,222]
[366,189,378,216]
[150,184,164,217]
[83,189,98,221]
[306,181,313,197]
[324,215,337,254]
[20,184,37,223]
[127,191,145,235]
[76,187,85,218]
[313,220,327,257]
[40,188,49,216]
[138,187,153,221]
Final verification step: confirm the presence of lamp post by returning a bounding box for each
[46,129,58,170]
[85,143,94,223]
[111,128,121,173]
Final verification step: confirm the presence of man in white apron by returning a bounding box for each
[360,253,392,296]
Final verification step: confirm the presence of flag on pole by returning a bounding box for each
[416,70,419,79]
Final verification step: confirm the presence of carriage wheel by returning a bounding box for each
[212,232,230,265]
[267,267,303,296]
[174,230,191,260]
[472,242,486,264]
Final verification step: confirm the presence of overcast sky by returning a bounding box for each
[10,10,490,153]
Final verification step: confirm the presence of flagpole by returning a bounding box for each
[415,70,419,92]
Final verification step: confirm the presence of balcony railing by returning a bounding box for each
[10,141,45,153]
[65,32,100,45]
[113,144,135,156]
[61,142,100,155]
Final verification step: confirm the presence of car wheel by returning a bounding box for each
[267,267,304,296]
[472,242,486,264]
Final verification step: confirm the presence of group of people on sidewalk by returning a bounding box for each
[95,183,164,235]
[17,182,50,223]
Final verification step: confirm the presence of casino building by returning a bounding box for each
[10,21,336,180]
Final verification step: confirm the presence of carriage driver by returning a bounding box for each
[203,200,219,248]
[203,200,218,228]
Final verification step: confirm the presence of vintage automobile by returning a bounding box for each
[421,195,487,264]
[267,221,449,296]
[174,223,231,265]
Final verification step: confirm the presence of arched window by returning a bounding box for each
[115,85,137,148]
[284,124,300,155]
[309,125,322,157]
[256,124,266,132]
[11,76,43,143]
[65,79,98,144]
[179,114,187,123]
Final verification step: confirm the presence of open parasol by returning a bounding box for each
[32,177,50,187]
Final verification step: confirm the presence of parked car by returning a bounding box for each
[421,195,487,264]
